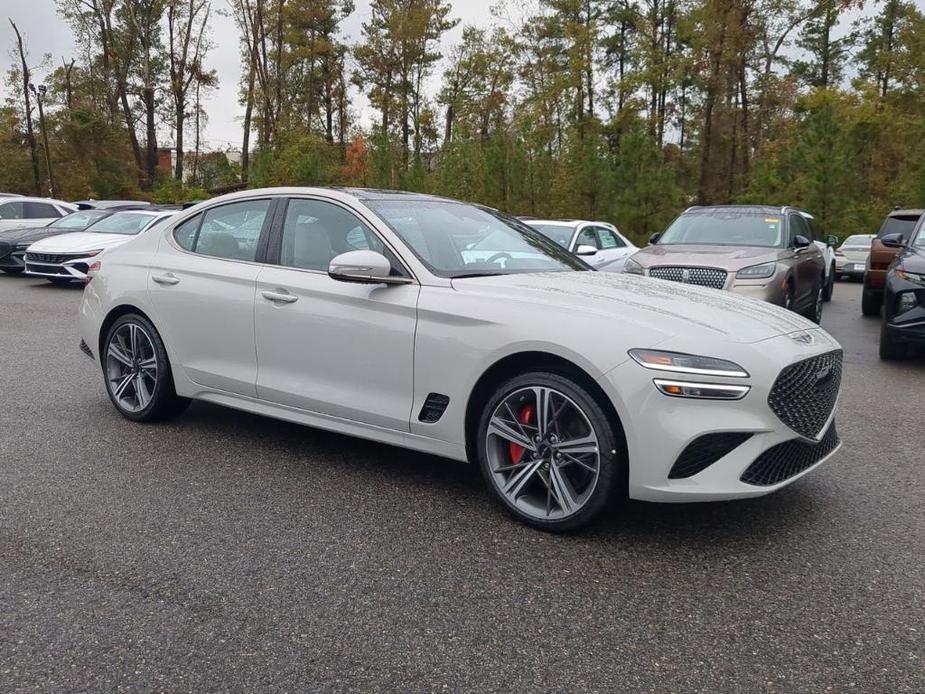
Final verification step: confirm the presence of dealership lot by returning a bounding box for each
[1,276,923,692]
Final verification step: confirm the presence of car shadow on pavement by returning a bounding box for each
[169,401,832,550]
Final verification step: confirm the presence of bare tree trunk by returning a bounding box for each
[242,56,256,182]
[10,21,41,195]
[62,58,76,111]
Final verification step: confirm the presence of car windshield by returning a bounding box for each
[843,235,873,246]
[49,210,109,229]
[365,200,588,277]
[85,212,160,235]
[529,224,574,248]
[658,209,784,247]
[878,215,920,242]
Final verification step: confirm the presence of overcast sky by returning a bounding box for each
[1,0,871,153]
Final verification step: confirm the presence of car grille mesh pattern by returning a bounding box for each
[768,350,842,439]
[26,252,84,264]
[648,266,728,289]
[668,432,754,479]
[740,424,840,486]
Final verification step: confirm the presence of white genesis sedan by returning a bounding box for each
[78,188,844,531]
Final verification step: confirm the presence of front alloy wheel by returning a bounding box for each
[477,372,622,531]
[103,313,189,422]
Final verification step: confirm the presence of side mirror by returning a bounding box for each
[792,235,811,249]
[649,232,661,245]
[575,244,597,256]
[825,234,838,247]
[880,232,905,249]
[328,250,410,285]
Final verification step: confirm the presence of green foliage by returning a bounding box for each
[151,177,209,204]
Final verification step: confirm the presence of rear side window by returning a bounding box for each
[23,202,62,219]
[179,200,270,261]
[878,215,920,242]
[597,228,625,249]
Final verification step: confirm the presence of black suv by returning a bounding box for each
[879,215,925,359]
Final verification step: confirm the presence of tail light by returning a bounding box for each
[86,260,101,283]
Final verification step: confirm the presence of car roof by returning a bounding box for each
[887,208,924,217]
[0,195,74,206]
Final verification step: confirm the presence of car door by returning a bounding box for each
[594,226,633,271]
[788,213,823,307]
[254,196,419,431]
[147,197,276,397]
[572,225,605,266]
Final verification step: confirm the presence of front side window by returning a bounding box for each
[23,202,62,219]
[85,212,162,235]
[193,200,271,261]
[280,199,385,271]
[660,209,784,248]
[576,227,599,249]
[366,200,588,278]
[789,214,811,244]
[0,202,23,220]
[879,215,920,242]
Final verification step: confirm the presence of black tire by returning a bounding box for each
[861,287,882,317]
[102,313,190,422]
[782,279,796,312]
[801,280,823,324]
[821,264,835,301]
[1,267,24,275]
[879,321,907,360]
[476,370,624,532]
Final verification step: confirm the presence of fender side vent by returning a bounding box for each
[668,432,754,479]
[418,393,450,423]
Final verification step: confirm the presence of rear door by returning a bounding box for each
[254,196,419,431]
[147,197,276,396]
[593,226,633,271]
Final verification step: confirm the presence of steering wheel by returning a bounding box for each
[486,252,512,266]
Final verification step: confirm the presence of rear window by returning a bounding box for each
[844,235,872,246]
[529,224,573,248]
[878,215,920,241]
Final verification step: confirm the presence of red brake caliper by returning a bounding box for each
[509,404,535,465]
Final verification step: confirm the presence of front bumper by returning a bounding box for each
[599,330,843,502]
[25,253,94,281]
[884,279,925,344]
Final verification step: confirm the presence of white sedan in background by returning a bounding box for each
[526,219,638,271]
[78,188,843,532]
[835,234,876,280]
[25,209,175,284]
[0,196,76,232]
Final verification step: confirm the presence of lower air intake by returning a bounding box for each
[668,432,753,479]
[740,424,840,486]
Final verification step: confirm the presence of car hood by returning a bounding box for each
[27,231,135,253]
[632,244,780,271]
[451,271,817,344]
[3,225,73,245]
[897,248,925,273]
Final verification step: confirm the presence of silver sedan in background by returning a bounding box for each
[835,234,875,280]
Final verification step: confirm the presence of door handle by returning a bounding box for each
[152,273,180,286]
[261,290,298,304]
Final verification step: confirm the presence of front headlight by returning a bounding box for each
[624,257,644,275]
[628,349,749,377]
[896,269,925,285]
[736,262,777,279]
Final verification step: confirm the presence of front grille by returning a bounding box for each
[26,262,70,275]
[768,350,842,439]
[25,252,84,264]
[741,424,840,486]
[668,432,754,479]
[649,266,728,289]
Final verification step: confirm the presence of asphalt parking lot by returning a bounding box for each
[1,276,923,693]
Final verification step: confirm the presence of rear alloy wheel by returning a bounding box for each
[803,279,824,324]
[103,313,189,422]
[822,263,835,301]
[879,321,907,360]
[861,288,882,317]
[477,371,622,532]
[783,280,796,312]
